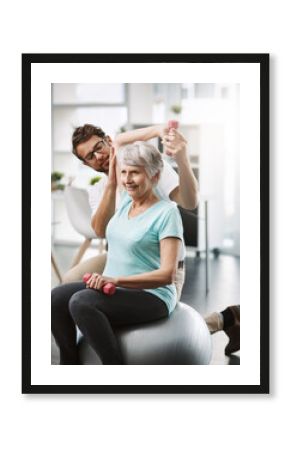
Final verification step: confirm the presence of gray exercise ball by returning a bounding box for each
[78,302,212,365]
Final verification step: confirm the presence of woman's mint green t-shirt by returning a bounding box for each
[102,192,183,314]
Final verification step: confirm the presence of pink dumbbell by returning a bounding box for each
[165,120,179,156]
[83,273,116,296]
[168,120,179,129]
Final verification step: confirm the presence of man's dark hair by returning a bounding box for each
[72,124,106,160]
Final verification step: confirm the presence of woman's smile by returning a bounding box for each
[120,165,153,199]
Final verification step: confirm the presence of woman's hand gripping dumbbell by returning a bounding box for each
[83,273,116,295]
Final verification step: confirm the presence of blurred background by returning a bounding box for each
[51,83,240,364]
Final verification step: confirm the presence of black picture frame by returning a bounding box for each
[22,53,269,394]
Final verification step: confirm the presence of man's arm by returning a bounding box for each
[163,129,199,210]
[114,125,162,147]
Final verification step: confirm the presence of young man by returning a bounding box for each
[63,123,199,300]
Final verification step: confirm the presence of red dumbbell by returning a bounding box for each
[168,120,179,129]
[83,273,116,296]
[165,120,179,156]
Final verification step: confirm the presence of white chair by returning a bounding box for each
[64,185,100,268]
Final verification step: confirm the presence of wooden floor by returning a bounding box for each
[51,245,240,365]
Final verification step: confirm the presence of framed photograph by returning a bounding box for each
[22,53,269,394]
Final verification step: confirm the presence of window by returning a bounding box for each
[53,83,125,104]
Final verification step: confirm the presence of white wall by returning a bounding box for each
[128,83,154,124]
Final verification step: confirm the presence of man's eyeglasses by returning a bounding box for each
[84,139,107,162]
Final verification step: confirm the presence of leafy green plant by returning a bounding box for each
[51,171,64,182]
[119,125,127,133]
[89,176,102,185]
[170,104,182,114]
[51,171,65,191]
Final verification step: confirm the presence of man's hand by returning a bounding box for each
[161,128,188,162]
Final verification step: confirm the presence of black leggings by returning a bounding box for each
[51,282,168,365]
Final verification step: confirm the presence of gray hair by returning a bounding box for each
[116,141,164,178]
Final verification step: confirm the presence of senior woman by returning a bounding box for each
[51,142,183,365]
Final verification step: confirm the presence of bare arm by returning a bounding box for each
[91,125,164,236]
[114,125,162,147]
[86,237,180,290]
[90,149,118,237]
[163,129,199,209]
